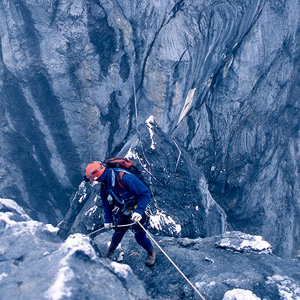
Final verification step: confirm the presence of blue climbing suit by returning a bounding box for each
[100,168,153,252]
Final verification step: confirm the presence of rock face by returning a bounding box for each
[1,0,300,258]
[93,230,300,300]
[57,118,227,242]
[2,198,300,300]
[0,198,149,300]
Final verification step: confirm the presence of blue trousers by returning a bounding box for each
[111,213,153,253]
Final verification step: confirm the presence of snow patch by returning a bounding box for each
[266,275,300,300]
[111,262,131,278]
[0,212,45,236]
[216,231,272,254]
[0,198,29,217]
[0,198,60,236]
[125,147,139,160]
[45,224,59,233]
[177,88,196,126]
[146,115,156,150]
[0,273,8,282]
[222,289,261,300]
[84,206,98,217]
[150,210,181,235]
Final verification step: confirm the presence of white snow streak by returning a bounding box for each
[146,115,156,150]
[222,289,261,300]
[111,262,131,278]
[177,88,196,126]
[0,198,28,217]
[45,267,74,300]
[84,205,98,217]
[125,147,139,160]
[150,210,181,234]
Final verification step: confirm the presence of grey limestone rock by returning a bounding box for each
[0,198,149,300]
[58,117,227,240]
[2,198,300,300]
[93,229,300,300]
[0,0,300,259]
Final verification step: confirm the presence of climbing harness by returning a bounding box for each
[137,221,207,300]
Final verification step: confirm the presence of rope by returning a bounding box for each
[131,51,140,135]
[137,221,207,300]
[87,223,135,236]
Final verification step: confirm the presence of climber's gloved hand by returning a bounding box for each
[131,212,142,223]
[104,223,113,229]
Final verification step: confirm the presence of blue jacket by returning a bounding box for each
[100,168,150,223]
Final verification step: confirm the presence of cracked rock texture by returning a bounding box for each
[2,198,300,300]
[1,0,300,258]
[0,199,149,300]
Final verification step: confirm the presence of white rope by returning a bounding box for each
[131,52,140,135]
[87,223,135,236]
[137,221,207,300]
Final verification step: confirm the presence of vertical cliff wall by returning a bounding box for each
[0,0,300,257]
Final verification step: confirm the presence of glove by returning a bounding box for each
[131,212,142,223]
[104,223,113,229]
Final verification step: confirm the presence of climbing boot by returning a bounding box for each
[145,248,156,267]
[103,245,116,259]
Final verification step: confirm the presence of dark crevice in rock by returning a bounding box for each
[1,68,68,222]
[110,96,136,158]
[50,0,60,25]
[165,0,185,26]
[1,0,82,220]
[87,1,117,77]
[101,91,121,156]
[27,71,82,187]
[119,53,130,83]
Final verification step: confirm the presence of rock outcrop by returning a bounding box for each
[57,117,227,241]
[1,0,300,258]
[2,198,300,300]
[0,198,149,300]
[94,230,300,300]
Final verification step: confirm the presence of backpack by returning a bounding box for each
[105,157,146,187]
[105,158,152,215]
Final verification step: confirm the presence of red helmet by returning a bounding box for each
[85,161,106,182]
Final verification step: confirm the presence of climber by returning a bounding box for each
[84,161,156,267]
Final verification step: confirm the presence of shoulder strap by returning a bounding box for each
[114,168,132,189]
[116,171,126,189]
